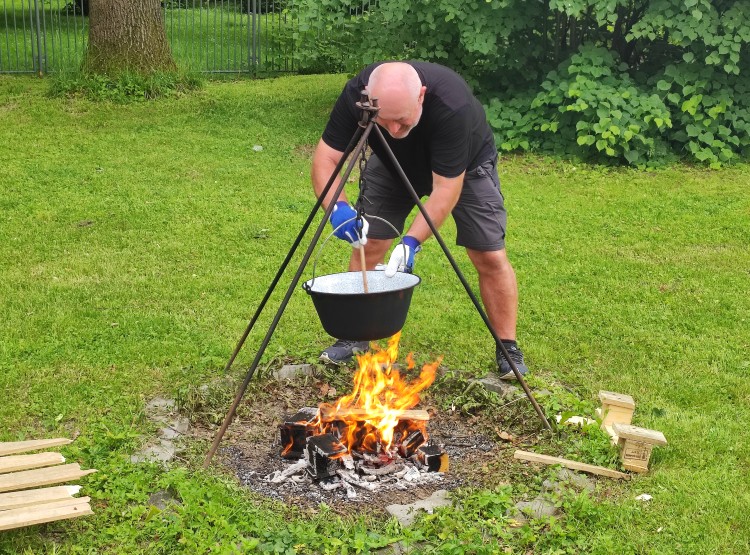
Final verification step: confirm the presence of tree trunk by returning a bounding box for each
[84,0,177,75]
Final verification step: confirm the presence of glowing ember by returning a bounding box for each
[316,332,441,455]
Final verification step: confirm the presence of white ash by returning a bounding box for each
[255,452,446,502]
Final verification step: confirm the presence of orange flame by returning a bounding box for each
[318,332,441,454]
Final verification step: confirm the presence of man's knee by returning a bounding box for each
[360,238,393,268]
[466,248,511,275]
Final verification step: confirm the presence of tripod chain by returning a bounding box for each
[355,143,369,221]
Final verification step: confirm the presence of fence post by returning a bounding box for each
[251,0,257,76]
[32,0,44,76]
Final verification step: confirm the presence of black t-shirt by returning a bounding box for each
[321,61,497,196]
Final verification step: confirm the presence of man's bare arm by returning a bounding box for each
[405,172,465,243]
[311,139,348,210]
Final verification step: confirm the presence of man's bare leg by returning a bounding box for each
[349,238,393,271]
[466,248,527,378]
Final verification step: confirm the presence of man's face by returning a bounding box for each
[373,87,426,139]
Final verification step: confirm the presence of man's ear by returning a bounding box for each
[418,86,427,105]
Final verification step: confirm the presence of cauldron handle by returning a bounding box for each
[307,214,402,291]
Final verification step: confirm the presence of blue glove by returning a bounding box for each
[385,235,421,277]
[330,201,368,248]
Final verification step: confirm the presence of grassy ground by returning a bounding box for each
[1,74,749,554]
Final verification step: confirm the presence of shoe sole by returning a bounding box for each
[319,353,350,366]
[319,349,368,366]
[498,370,528,381]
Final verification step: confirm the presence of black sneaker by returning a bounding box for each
[320,339,370,365]
[497,343,529,380]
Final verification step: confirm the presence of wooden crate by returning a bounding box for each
[612,423,667,473]
[597,391,635,427]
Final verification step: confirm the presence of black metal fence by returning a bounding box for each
[1,0,368,76]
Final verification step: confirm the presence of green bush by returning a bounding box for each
[487,46,674,166]
[291,0,750,167]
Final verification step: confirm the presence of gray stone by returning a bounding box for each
[273,364,315,381]
[512,497,560,520]
[543,468,596,495]
[556,468,596,492]
[159,427,181,440]
[375,542,406,555]
[385,489,452,527]
[159,422,188,440]
[148,489,181,510]
[472,375,518,396]
[131,440,176,464]
[146,397,176,413]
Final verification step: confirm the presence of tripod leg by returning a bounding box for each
[218,127,366,376]
[203,121,379,468]
[371,125,552,432]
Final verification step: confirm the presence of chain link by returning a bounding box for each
[355,144,369,218]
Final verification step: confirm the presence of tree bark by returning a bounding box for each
[84,0,177,75]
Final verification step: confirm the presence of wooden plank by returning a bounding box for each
[0,501,92,531]
[0,486,81,511]
[319,407,430,421]
[0,439,72,457]
[514,450,630,480]
[0,453,65,474]
[0,496,90,513]
[612,423,667,446]
[598,391,635,409]
[0,464,97,493]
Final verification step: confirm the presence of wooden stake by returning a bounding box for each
[0,439,72,457]
[358,246,369,293]
[0,486,81,511]
[0,453,66,474]
[0,464,97,493]
[0,500,92,531]
[514,450,629,480]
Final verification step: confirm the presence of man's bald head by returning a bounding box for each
[365,62,426,139]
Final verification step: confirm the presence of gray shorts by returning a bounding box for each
[357,155,507,251]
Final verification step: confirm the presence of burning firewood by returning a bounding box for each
[270,334,450,495]
[416,445,449,473]
[305,434,347,481]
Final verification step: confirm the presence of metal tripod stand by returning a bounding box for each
[203,91,551,468]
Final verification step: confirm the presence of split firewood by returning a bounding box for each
[494,427,516,443]
[513,450,629,480]
[319,407,429,422]
[268,459,307,484]
[0,499,92,531]
[336,470,377,491]
[0,452,66,474]
[0,439,72,457]
[359,462,401,476]
[0,486,82,512]
[0,464,97,493]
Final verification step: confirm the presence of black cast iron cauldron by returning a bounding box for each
[302,271,421,341]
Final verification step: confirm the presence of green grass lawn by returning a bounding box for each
[1,74,749,554]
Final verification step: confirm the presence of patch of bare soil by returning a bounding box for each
[198,372,534,513]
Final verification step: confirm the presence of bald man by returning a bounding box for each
[312,61,528,380]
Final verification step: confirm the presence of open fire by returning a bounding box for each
[273,333,448,495]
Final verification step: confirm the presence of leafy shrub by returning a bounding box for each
[291,0,749,167]
[487,46,674,166]
[654,63,750,168]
